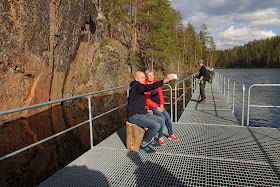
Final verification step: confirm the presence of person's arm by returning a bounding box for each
[144,91,159,108]
[198,75,204,83]
[136,80,163,94]
[136,74,173,94]
[158,87,165,106]
[201,66,206,79]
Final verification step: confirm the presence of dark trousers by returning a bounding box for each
[200,82,206,100]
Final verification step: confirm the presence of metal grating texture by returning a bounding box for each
[178,109,239,125]
[180,80,239,125]
[38,79,280,187]
[39,123,280,187]
[95,123,280,166]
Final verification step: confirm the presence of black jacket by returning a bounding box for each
[199,65,207,80]
[126,80,164,118]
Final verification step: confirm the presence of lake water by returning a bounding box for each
[0,94,127,186]
[216,68,280,128]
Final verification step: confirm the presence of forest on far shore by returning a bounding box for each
[215,36,280,68]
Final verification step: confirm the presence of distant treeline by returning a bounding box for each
[216,36,280,68]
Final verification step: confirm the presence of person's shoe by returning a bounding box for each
[199,98,206,103]
[148,140,161,148]
[157,137,166,145]
[168,135,179,141]
[200,99,206,104]
[139,144,156,154]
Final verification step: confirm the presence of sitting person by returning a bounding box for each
[144,69,179,145]
[126,71,173,154]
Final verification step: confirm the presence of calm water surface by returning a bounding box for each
[216,68,280,128]
[0,93,127,186]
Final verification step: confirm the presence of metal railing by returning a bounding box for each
[163,84,173,122]
[216,72,246,126]
[246,84,280,126]
[0,86,128,161]
[174,72,199,122]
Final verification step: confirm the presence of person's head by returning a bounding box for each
[134,71,146,84]
[145,69,155,83]
[197,60,204,67]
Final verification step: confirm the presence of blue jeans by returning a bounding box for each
[128,113,164,144]
[150,107,173,137]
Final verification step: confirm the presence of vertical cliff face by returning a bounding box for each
[0,0,133,124]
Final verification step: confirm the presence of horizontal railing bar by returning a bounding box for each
[250,84,280,87]
[221,74,244,86]
[249,105,280,108]
[91,104,127,121]
[175,96,183,102]
[247,83,280,126]
[175,88,190,101]
[174,76,193,85]
[0,120,90,161]
[174,75,197,87]
[0,86,128,116]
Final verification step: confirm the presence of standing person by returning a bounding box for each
[197,60,206,103]
[144,69,179,145]
[126,71,173,154]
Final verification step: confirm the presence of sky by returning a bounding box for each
[170,0,280,50]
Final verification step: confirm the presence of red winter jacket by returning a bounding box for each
[144,79,164,109]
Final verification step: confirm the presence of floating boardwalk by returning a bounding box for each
[38,79,280,187]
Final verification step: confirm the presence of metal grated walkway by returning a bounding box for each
[38,79,280,187]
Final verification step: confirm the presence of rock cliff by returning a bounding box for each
[0,0,134,124]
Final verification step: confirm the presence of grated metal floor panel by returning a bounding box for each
[38,147,280,187]
[38,79,280,187]
[179,80,238,125]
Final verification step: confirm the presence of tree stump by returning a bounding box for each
[126,122,146,151]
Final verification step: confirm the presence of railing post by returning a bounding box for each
[175,84,178,122]
[164,84,173,122]
[195,76,198,93]
[241,84,245,126]
[87,96,94,148]
[191,75,193,92]
[223,76,226,97]
[227,78,230,103]
[232,81,235,113]
[170,85,173,123]
[221,74,223,92]
[183,81,186,109]
[221,74,223,91]
[192,75,195,94]
[127,86,130,98]
[219,73,221,90]
[246,85,250,126]
[188,79,191,101]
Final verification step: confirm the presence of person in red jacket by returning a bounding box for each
[144,69,179,145]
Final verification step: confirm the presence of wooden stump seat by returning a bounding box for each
[126,122,147,151]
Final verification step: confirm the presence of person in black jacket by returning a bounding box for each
[127,71,173,154]
[197,60,206,103]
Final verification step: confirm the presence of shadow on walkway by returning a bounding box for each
[127,151,185,186]
[38,165,109,187]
